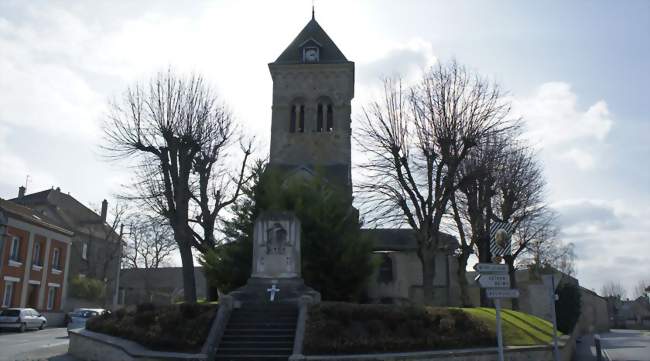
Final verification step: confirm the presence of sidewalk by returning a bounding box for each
[574,334,600,361]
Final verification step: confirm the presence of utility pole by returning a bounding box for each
[113,224,124,308]
[543,274,560,361]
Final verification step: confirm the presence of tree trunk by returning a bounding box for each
[505,256,519,310]
[419,248,436,305]
[478,232,492,307]
[456,247,473,307]
[178,242,197,303]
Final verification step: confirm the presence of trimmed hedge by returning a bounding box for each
[86,303,217,352]
[304,302,495,354]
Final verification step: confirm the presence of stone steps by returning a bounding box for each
[214,303,298,361]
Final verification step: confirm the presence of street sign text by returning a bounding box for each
[474,263,508,274]
[487,288,520,299]
[476,274,511,288]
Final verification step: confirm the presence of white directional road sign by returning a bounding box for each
[487,288,520,299]
[476,274,510,288]
[474,263,508,274]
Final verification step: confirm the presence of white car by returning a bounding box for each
[0,308,47,332]
[66,308,106,333]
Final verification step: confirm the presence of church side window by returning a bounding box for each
[298,105,305,133]
[326,104,334,131]
[289,105,296,133]
[316,104,324,132]
[378,253,394,283]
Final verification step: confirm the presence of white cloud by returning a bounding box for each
[0,125,57,192]
[511,82,613,170]
[0,5,105,139]
[562,148,596,170]
[552,199,650,295]
[0,1,645,294]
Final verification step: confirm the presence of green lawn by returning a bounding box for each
[459,307,561,346]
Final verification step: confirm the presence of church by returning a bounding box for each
[265,13,461,306]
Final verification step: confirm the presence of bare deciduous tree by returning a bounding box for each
[122,214,176,269]
[356,60,512,304]
[83,202,125,306]
[450,135,510,306]
[493,144,548,308]
[519,223,576,277]
[601,281,627,300]
[449,124,549,308]
[632,280,649,300]
[82,202,126,282]
[103,70,252,303]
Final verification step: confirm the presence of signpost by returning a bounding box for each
[489,221,516,257]
[474,263,508,274]
[542,274,561,361]
[476,274,511,289]
[474,263,519,361]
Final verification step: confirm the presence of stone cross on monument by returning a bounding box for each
[267,284,280,302]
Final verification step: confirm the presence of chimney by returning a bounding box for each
[18,186,26,199]
[100,199,108,223]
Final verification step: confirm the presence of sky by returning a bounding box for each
[0,0,648,297]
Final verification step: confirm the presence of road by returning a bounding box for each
[600,329,650,361]
[0,327,78,361]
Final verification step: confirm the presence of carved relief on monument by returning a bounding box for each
[265,222,292,255]
[252,212,302,279]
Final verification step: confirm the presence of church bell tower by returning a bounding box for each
[268,13,355,192]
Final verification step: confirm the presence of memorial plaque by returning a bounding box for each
[251,211,301,279]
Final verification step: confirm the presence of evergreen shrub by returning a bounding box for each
[555,282,581,334]
[304,302,495,354]
[86,303,217,352]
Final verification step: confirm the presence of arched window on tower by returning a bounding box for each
[316,104,324,132]
[378,253,394,284]
[299,105,305,133]
[289,105,296,133]
[326,104,334,131]
[316,97,334,133]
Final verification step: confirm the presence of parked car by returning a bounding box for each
[66,308,106,334]
[0,308,47,332]
[64,308,105,326]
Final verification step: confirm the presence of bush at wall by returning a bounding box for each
[86,303,217,352]
[304,302,495,354]
[555,281,582,334]
[69,275,105,302]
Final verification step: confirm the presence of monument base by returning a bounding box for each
[229,277,321,306]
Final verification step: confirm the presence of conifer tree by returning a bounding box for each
[201,163,376,301]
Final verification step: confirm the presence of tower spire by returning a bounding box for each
[312,0,315,19]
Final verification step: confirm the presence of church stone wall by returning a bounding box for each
[268,63,354,169]
[366,251,460,306]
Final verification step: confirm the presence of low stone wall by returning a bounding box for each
[296,346,558,361]
[42,311,65,327]
[69,329,207,361]
[292,334,574,361]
